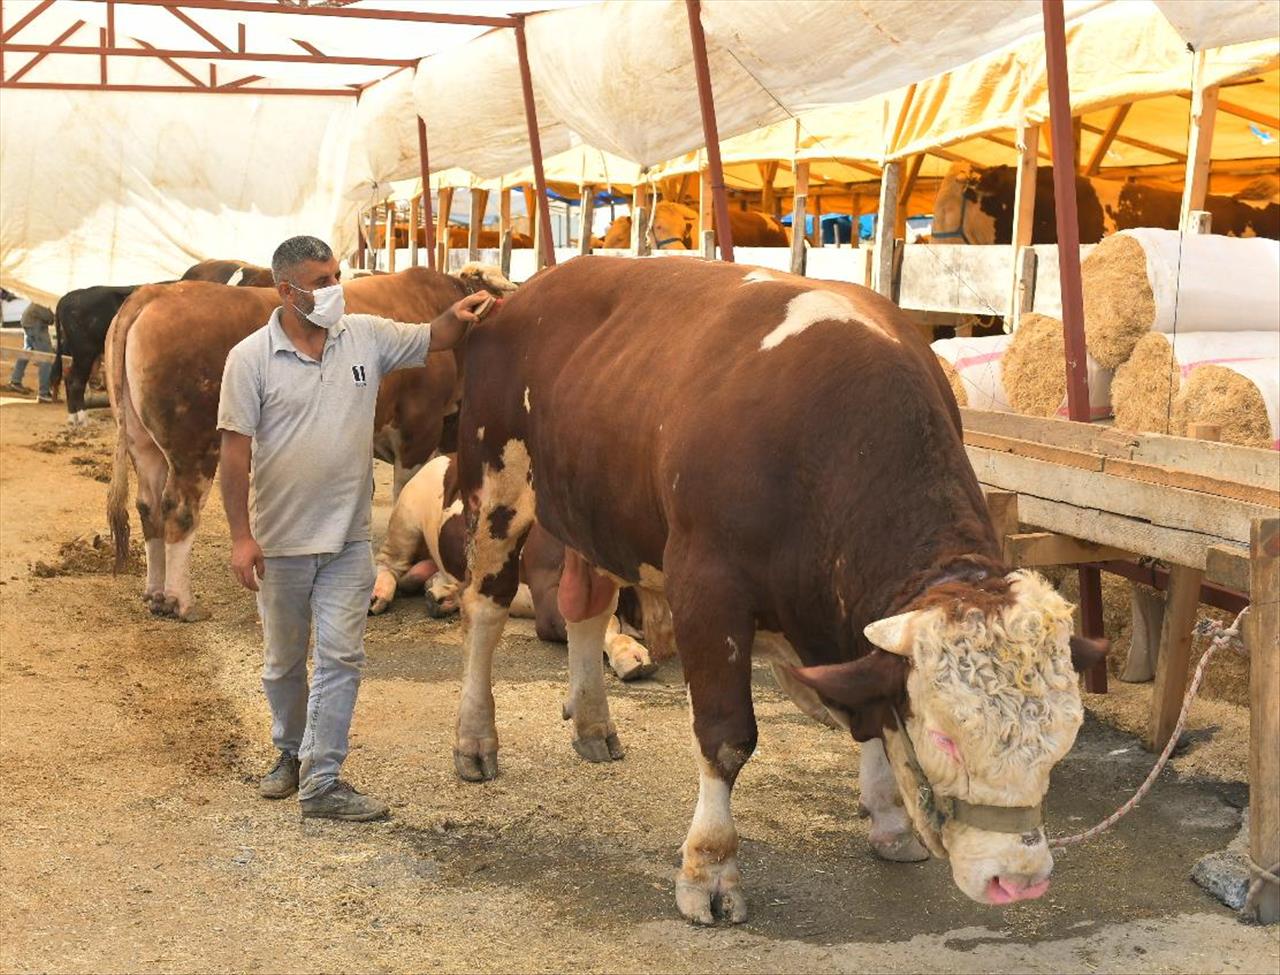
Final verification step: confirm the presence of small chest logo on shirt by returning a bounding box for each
[351,364,368,386]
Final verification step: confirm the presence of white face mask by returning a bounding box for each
[291,282,345,331]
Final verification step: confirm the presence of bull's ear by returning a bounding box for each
[789,651,908,712]
[1069,635,1109,673]
[863,611,920,657]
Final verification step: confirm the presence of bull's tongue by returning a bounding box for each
[986,876,1050,904]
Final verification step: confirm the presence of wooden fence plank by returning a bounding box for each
[1246,517,1280,924]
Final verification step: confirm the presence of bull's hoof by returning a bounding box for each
[675,875,749,926]
[149,595,177,618]
[423,592,456,619]
[176,602,211,623]
[871,831,930,863]
[611,656,659,682]
[453,747,499,782]
[368,596,390,616]
[572,732,625,763]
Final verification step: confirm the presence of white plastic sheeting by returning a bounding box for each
[1165,331,1280,444]
[1153,0,1280,52]
[0,87,359,307]
[931,334,1015,412]
[1123,229,1280,335]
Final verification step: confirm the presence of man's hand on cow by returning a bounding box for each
[430,292,496,351]
[231,536,266,592]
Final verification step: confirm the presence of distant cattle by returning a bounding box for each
[181,259,276,286]
[450,256,1106,922]
[105,265,512,621]
[930,161,1279,244]
[50,285,137,423]
[601,201,790,249]
[370,455,661,680]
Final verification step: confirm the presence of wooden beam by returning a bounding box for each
[1071,114,1083,171]
[468,189,489,261]
[983,132,1051,161]
[1007,531,1133,567]
[579,184,595,256]
[435,186,453,271]
[759,161,779,217]
[790,161,809,275]
[895,154,923,239]
[873,160,901,297]
[1078,120,1187,162]
[1085,103,1131,177]
[985,491,1021,561]
[164,4,233,51]
[1246,516,1280,924]
[1178,91,1278,131]
[631,184,649,256]
[1094,157,1277,181]
[5,20,85,84]
[1,0,54,42]
[1147,562,1206,750]
[116,0,518,28]
[1008,121,1040,325]
[408,194,419,267]
[1182,54,1220,232]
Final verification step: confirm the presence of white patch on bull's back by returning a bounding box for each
[226,268,245,286]
[742,269,776,284]
[759,289,896,351]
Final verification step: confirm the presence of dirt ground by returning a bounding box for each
[1,399,1277,975]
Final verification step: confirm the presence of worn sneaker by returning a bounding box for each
[6,381,31,395]
[37,393,53,403]
[300,780,390,822]
[258,750,300,799]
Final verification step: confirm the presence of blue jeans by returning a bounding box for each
[256,540,376,800]
[10,324,52,397]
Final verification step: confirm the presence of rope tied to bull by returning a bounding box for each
[1049,607,1255,850]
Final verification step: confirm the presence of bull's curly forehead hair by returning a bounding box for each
[271,235,334,285]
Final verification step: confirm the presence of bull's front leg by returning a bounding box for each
[861,738,929,862]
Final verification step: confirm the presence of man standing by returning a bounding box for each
[217,236,489,821]
[7,301,55,402]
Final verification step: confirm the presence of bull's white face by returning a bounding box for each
[868,570,1084,905]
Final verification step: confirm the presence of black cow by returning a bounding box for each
[51,285,137,422]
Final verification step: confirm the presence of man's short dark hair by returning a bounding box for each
[271,236,334,284]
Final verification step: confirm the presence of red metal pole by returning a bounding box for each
[513,16,555,269]
[418,116,436,273]
[1043,0,1106,693]
[685,0,734,262]
[114,1,517,29]
[1042,0,1090,421]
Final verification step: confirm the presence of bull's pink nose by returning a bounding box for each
[986,875,1051,904]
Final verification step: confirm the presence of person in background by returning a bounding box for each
[8,302,55,402]
[216,235,491,822]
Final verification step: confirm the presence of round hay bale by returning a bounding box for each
[1082,233,1155,369]
[1177,363,1276,449]
[1002,313,1069,417]
[936,354,967,407]
[1111,332,1181,436]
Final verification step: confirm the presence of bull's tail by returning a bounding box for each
[105,295,147,573]
[49,300,64,399]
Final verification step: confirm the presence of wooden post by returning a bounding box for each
[986,491,1020,563]
[631,184,650,256]
[790,161,809,275]
[366,207,379,272]
[1008,122,1040,326]
[1246,516,1280,924]
[384,203,396,273]
[417,116,436,272]
[759,161,779,217]
[685,0,735,261]
[1181,52,1219,232]
[699,166,714,255]
[513,15,556,269]
[1147,423,1220,749]
[579,185,595,256]
[812,195,824,248]
[895,154,922,240]
[500,229,514,279]
[436,186,453,271]
[1071,114,1083,171]
[1189,210,1213,235]
[873,160,901,297]
[408,194,420,267]
[850,190,862,249]
[468,189,489,261]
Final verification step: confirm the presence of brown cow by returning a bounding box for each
[181,259,277,286]
[450,256,1105,923]
[601,201,790,249]
[105,265,511,620]
[931,161,1279,244]
[369,454,661,680]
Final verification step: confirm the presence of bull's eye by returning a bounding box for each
[929,729,961,762]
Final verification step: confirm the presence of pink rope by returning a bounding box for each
[1049,607,1250,849]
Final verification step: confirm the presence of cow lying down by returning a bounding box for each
[452,256,1107,923]
[370,455,662,681]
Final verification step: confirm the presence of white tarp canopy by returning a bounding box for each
[3,0,1279,306]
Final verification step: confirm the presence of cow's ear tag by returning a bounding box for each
[863,611,918,658]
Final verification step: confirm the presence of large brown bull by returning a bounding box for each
[105,265,511,620]
[181,259,277,286]
[450,256,1105,923]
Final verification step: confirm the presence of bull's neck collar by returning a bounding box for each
[890,555,1004,615]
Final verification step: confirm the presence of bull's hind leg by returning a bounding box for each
[454,443,535,782]
[667,546,756,925]
[157,445,217,622]
[558,549,624,762]
[122,392,167,608]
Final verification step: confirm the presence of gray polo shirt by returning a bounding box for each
[217,309,431,557]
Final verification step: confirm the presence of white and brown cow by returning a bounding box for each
[370,454,660,681]
[449,256,1106,923]
[105,264,512,620]
[601,201,790,250]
